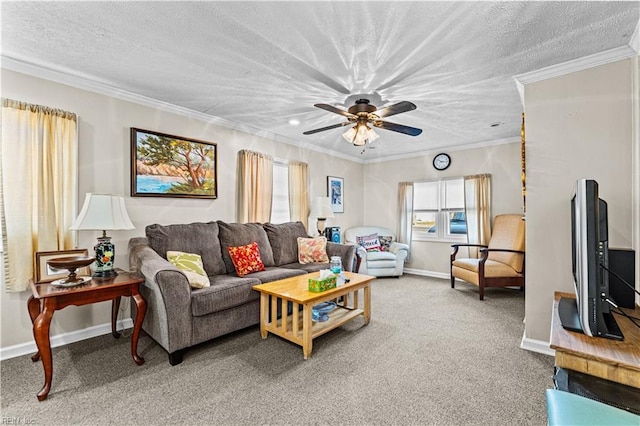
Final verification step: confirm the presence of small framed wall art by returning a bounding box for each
[34,249,90,283]
[131,128,218,199]
[327,176,344,213]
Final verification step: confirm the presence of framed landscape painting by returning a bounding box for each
[327,176,344,213]
[131,128,217,199]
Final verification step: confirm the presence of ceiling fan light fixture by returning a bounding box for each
[342,123,379,146]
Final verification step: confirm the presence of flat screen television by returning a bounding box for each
[558,179,623,340]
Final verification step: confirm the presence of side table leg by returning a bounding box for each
[33,302,54,401]
[27,296,42,362]
[112,296,122,338]
[131,291,146,365]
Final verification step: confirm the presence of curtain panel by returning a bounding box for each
[464,174,491,258]
[237,150,273,223]
[1,99,79,292]
[288,161,309,228]
[397,182,413,262]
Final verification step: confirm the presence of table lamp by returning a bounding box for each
[309,196,335,236]
[70,193,135,278]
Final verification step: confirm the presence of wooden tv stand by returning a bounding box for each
[550,291,640,389]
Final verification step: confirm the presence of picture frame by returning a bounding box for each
[327,176,344,213]
[34,249,91,283]
[131,128,218,199]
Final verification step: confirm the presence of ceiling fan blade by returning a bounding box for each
[314,104,356,118]
[375,101,417,118]
[303,121,352,135]
[373,120,423,136]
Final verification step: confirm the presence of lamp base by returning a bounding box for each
[93,234,117,279]
[92,269,118,279]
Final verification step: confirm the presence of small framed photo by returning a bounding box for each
[131,128,218,199]
[327,176,344,213]
[34,249,90,283]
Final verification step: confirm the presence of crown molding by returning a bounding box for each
[363,137,520,164]
[514,45,638,85]
[630,16,640,54]
[1,55,365,164]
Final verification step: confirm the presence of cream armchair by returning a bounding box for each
[345,226,409,277]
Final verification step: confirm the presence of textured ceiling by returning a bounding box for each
[2,1,639,161]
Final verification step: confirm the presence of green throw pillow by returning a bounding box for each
[167,251,210,289]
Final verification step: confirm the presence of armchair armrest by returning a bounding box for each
[389,241,409,254]
[128,238,193,353]
[451,243,488,260]
[326,242,356,272]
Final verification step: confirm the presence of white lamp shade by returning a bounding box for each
[70,193,135,231]
[309,196,334,219]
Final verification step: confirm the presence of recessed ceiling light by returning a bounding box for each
[288,119,300,126]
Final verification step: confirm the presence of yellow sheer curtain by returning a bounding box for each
[1,99,78,292]
[464,174,491,258]
[288,161,308,228]
[237,150,273,223]
[397,182,413,262]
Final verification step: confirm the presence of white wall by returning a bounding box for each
[362,142,523,274]
[524,58,635,342]
[0,69,364,349]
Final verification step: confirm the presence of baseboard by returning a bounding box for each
[0,318,133,361]
[520,333,555,356]
[404,268,450,280]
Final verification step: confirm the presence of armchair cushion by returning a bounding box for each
[487,215,525,273]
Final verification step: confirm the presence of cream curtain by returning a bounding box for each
[237,150,273,223]
[464,174,491,258]
[397,182,413,262]
[288,161,309,228]
[1,99,78,292]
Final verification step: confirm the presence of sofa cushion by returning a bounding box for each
[297,236,329,264]
[218,221,276,275]
[146,222,227,275]
[190,275,261,317]
[167,251,211,289]
[279,262,330,273]
[227,241,266,277]
[264,221,309,265]
[244,267,306,282]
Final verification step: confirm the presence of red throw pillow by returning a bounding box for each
[227,241,266,277]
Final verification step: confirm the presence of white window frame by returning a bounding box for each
[412,177,467,243]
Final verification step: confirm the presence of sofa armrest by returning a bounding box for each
[326,242,357,272]
[128,237,193,353]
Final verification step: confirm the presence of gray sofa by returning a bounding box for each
[128,220,355,365]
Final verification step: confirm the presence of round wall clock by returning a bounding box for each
[433,153,451,171]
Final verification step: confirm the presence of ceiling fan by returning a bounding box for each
[303,98,422,146]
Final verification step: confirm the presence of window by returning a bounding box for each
[412,178,467,241]
[270,162,290,223]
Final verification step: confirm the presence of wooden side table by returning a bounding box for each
[27,270,146,401]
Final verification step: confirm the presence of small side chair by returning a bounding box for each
[450,214,525,300]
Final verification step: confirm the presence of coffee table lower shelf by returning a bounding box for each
[268,305,364,342]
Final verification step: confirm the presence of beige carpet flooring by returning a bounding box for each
[1,275,554,425]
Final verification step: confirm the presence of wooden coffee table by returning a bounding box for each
[253,271,374,359]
